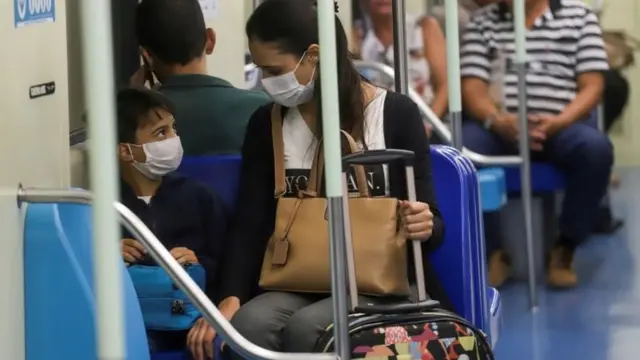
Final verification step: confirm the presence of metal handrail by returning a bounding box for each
[17,187,337,360]
[353,61,522,166]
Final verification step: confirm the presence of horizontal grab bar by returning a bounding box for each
[17,187,338,360]
[353,60,522,166]
[17,185,93,206]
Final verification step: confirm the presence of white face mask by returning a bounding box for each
[128,136,184,180]
[260,52,316,107]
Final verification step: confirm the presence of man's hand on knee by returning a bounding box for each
[491,112,519,142]
[529,114,568,137]
[528,114,570,150]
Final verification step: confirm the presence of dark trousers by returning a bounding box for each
[147,329,189,353]
[462,120,614,254]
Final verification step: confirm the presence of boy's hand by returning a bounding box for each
[121,238,146,264]
[187,318,216,360]
[170,247,198,265]
[187,298,239,360]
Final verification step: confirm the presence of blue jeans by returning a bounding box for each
[462,119,613,253]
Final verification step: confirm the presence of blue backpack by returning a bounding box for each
[128,263,205,331]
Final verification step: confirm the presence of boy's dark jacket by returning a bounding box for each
[120,173,227,301]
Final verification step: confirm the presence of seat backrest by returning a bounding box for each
[69,144,90,189]
[455,154,491,333]
[503,162,566,193]
[178,155,242,214]
[428,146,475,320]
[24,203,149,360]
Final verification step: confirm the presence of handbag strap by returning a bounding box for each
[271,105,287,197]
[306,131,370,197]
[271,104,370,198]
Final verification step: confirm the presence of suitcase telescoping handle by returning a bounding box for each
[341,149,440,315]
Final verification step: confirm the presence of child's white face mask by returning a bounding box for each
[128,136,184,179]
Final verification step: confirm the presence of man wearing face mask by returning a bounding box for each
[116,88,228,351]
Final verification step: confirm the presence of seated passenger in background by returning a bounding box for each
[357,0,449,121]
[134,0,270,155]
[431,0,495,42]
[116,88,227,352]
[460,0,613,288]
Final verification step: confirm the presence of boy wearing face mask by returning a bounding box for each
[116,88,227,351]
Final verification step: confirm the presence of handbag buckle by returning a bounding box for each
[171,300,185,315]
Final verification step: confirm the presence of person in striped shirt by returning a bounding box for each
[459,0,613,289]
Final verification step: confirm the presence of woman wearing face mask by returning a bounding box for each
[185,1,449,358]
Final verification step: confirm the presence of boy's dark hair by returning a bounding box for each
[135,0,207,66]
[117,88,175,144]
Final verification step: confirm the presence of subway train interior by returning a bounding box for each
[2,0,640,359]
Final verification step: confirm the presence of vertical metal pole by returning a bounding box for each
[392,0,410,95]
[425,0,436,15]
[79,0,125,359]
[513,0,538,310]
[596,102,612,220]
[592,0,604,14]
[342,177,360,311]
[317,1,351,359]
[596,103,605,131]
[444,0,463,149]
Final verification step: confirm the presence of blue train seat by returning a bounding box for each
[478,168,507,211]
[455,157,502,346]
[432,147,482,324]
[431,146,501,345]
[24,202,150,360]
[455,153,491,334]
[503,163,566,193]
[428,147,473,318]
[435,150,504,343]
[431,146,501,344]
[178,155,243,213]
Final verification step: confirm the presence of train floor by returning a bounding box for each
[494,168,639,359]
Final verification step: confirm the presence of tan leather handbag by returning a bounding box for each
[258,105,411,296]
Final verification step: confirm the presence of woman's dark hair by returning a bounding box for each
[246,0,367,142]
